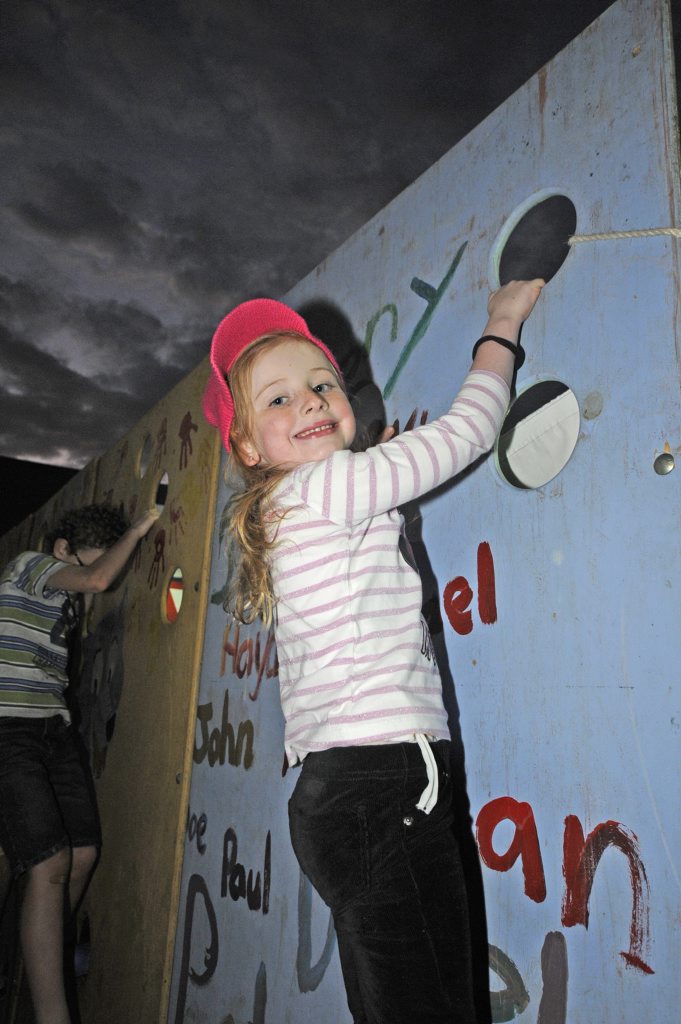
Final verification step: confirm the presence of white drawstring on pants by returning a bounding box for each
[414,733,439,814]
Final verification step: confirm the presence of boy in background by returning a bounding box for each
[0,503,157,1024]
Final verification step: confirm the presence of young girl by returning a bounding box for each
[203,279,543,1024]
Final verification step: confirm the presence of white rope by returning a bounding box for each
[568,226,681,244]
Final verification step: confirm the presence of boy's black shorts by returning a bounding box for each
[0,715,101,878]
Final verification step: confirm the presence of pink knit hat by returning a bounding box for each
[202,298,341,452]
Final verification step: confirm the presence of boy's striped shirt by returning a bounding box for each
[0,552,74,719]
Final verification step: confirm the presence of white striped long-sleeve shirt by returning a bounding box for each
[269,369,510,764]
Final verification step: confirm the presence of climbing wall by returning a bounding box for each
[2,359,221,1024]
[75,359,221,1024]
[169,1,681,1022]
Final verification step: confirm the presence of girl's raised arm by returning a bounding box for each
[288,279,544,524]
[471,278,544,383]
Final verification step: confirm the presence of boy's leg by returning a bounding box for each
[46,722,101,1021]
[19,848,72,1024]
[0,718,74,1023]
[0,717,101,1024]
[63,845,98,1024]
[69,844,98,913]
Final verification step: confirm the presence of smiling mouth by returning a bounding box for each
[295,421,337,440]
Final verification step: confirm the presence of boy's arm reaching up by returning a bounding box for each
[48,509,159,594]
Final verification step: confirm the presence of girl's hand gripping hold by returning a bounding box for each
[472,278,545,383]
[487,278,545,333]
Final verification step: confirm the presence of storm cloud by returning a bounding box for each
[1,0,622,465]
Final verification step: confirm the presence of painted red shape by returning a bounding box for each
[477,541,497,624]
[476,797,547,903]
[620,953,655,975]
[443,576,473,635]
[166,576,184,623]
[562,815,653,974]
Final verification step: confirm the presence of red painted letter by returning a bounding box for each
[477,541,497,624]
[443,576,473,635]
[562,815,653,973]
[476,797,546,902]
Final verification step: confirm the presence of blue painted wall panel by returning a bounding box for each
[170,1,681,1020]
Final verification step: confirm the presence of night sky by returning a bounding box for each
[0,0,642,466]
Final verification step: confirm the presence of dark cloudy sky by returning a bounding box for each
[0,0,637,467]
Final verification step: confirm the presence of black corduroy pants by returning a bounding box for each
[288,740,476,1024]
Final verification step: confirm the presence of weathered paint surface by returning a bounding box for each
[170,1,681,1021]
[2,361,221,1024]
[75,360,220,1024]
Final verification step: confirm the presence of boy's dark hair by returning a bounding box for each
[45,504,129,554]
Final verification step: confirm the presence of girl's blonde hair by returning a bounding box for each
[225,331,345,625]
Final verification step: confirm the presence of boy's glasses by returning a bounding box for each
[74,553,85,567]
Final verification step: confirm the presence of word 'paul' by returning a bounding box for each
[222,826,271,914]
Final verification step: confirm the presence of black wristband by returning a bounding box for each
[472,334,525,369]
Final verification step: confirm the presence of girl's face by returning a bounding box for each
[239,338,356,469]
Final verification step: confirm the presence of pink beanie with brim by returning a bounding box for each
[202,298,341,452]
